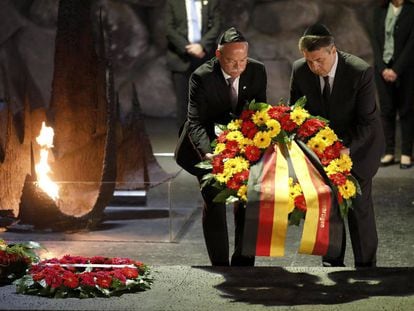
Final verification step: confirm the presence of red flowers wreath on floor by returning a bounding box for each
[14,255,153,298]
[0,240,41,284]
[197,97,361,222]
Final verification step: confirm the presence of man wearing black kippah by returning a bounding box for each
[290,23,385,268]
[175,27,267,266]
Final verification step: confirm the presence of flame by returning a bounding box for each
[35,122,59,200]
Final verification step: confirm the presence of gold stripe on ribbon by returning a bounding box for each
[270,144,290,257]
[289,142,319,255]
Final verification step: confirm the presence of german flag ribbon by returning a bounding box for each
[242,141,341,258]
[289,141,332,255]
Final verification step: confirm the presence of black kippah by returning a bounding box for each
[303,23,332,37]
[218,27,247,44]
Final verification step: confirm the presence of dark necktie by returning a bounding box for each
[227,77,238,111]
[322,76,331,105]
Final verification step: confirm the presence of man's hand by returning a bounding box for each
[204,153,215,160]
[340,148,350,156]
[382,68,398,82]
[186,43,206,58]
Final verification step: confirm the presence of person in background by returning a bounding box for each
[175,27,267,266]
[165,0,222,127]
[370,0,414,169]
[290,23,385,268]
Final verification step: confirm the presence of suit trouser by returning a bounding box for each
[323,177,378,267]
[200,181,255,266]
[375,69,414,157]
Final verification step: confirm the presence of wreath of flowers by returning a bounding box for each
[198,97,360,220]
[0,240,41,284]
[14,255,153,298]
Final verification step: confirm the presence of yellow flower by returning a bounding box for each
[315,127,338,147]
[227,119,242,131]
[265,119,281,138]
[226,130,244,142]
[216,172,231,184]
[252,110,269,126]
[338,179,356,199]
[290,107,310,125]
[337,154,353,172]
[307,136,327,153]
[214,143,226,155]
[223,157,249,176]
[253,131,272,149]
[324,159,341,175]
[237,185,248,201]
[239,137,254,153]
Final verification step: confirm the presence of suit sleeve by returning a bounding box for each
[165,0,189,56]
[289,62,302,105]
[187,73,212,155]
[348,67,380,156]
[199,0,222,53]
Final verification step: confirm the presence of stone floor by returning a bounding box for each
[0,117,413,310]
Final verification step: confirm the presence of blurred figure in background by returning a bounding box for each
[370,0,414,169]
[165,0,222,127]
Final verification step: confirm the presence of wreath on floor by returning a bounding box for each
[14,255,153,298]
[0,240,41,284]
[197,97,360,223]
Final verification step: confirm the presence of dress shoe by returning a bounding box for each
[380,154,396,167]
[322,260,345,267]
[400,163,413,169]
[400,155,412,169]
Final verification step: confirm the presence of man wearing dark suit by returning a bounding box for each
[165,0,222,127]
[175,27,267,266]
[290,23,385,268]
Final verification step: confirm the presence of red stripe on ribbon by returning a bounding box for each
[255,148,277,256]
[305,157,332,256]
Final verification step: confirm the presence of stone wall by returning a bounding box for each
[0,0,377,118]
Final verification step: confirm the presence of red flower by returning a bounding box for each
[240,109,255,120]
[280,114,297,132]
[79,272,95,287]
[90,256,106,264]
[217,130,229,143]
[294,194,307,212]
[241,120,257,139]
[110,269,127,284]
[212,156,224,174]
[267,105,290,121]
[95,272,112,289]
[227,178,241,190]
[44,268,63,288]
[233,170,249,184]
[245,145,261,162]
[62,271,79,288]
[323,141,343,160]
[225,140,240,154]
[121,267,139,279]
[297,118,326,138]
[329,173,347,186]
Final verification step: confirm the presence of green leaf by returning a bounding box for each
[248,101,270,111]
[213,189,235,203]
[289,209,305,226]
[195,160,212,170]
[348,175,362,195]
[293,96,307,108]
[214,123,227,136]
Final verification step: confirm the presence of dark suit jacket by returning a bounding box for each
[370,1,414,76]
[290,51,385,180]
[175,57,267,175]
[165,0,222,72]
